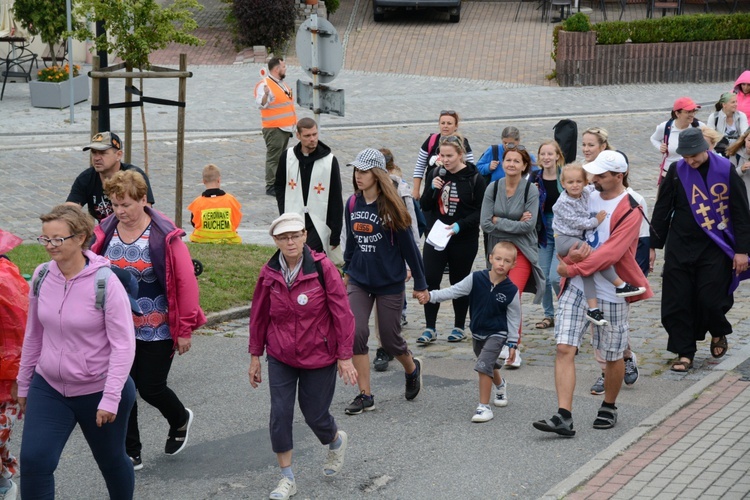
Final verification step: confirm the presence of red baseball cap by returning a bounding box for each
[673,97,701,111]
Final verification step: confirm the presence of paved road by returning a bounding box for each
[2,4,750,497]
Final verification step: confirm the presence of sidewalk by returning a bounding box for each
[543,349,750,499]
[572,375,750,499]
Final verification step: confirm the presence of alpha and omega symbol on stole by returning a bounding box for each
[691,182,729,231]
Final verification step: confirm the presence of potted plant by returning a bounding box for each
[29,64,88,109]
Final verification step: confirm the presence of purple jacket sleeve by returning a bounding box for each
[248,266,271,356]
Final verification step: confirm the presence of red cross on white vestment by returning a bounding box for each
[314,183,325,194]
[288,179,297,189]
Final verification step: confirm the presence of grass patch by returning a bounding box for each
[5,242,276,314]
[189,243,276,313]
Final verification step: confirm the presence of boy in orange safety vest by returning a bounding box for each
[187,164,243,244]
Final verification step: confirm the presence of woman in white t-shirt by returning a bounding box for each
[650,97,705,183]
[707,92,748,143]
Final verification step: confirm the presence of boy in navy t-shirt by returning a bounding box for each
[416,241,521,423]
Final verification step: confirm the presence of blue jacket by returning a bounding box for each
[476,145,539,182]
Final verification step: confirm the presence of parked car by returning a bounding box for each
[372,0,461,23]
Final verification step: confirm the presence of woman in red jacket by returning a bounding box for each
[91,170,206,470]
[249,213,357,500]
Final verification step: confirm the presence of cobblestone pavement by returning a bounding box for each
[3,78,749,382]
[568,373,750,499]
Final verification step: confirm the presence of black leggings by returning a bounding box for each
[423,236,478,330]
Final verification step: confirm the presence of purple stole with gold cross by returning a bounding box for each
[676,154,750,293]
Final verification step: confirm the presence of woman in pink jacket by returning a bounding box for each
[91,170,206,470]
[18,205,137,499]
[734,70,750,117]
[249,213,357,500]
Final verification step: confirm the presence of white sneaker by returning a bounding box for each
[471,404,494,423]
[499,345,509,360]
[269,477,296,500]
[323,430,347,476]
[493,380,508,407]
[505,348,522,368]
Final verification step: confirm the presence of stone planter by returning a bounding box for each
[555,31,750,86]
[29,74,89,109]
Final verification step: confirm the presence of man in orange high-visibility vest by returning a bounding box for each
[255,57,297,197]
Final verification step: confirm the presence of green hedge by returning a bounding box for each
[560,12,750,44]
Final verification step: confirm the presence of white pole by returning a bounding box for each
[66,0,74,123]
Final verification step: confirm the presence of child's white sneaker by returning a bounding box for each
[499,345,509,359]
[471,404,494,423]
[493,380,508,407]
[505,348,522,368]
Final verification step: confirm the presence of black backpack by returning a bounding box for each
[553,119,578,164]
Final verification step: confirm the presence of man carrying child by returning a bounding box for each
[533,151,651,437]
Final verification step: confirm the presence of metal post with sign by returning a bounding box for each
[295,14,345,124]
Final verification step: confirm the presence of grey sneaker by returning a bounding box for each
[345,392,375,415]
[533,413,575,437]
[590,374,605,395]
[624,353,639,386]
[493,380,508,407]
[130,455,143,471]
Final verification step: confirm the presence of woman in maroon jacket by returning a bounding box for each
[249,213,357,500]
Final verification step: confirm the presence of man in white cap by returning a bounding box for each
[66,132,155,222]
[650,127,750,373]
[533,150,651,437]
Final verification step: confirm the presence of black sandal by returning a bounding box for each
[711,336,728,358]
[671,358,693,372]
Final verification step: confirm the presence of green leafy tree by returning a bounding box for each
[72,0,204,170]
[12,0,81,66]
[72,0,203,70]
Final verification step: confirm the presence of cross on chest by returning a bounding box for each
[696,203,715,230]
[314,183,325,194]
[288,179,297,190]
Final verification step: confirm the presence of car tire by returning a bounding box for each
[449,5,460,22]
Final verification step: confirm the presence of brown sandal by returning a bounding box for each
[535,317,554,329]
[711,336,728,358]
[671,358,693,372]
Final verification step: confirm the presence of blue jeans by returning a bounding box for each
[538,213,560,319]
[20,373,136,500]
